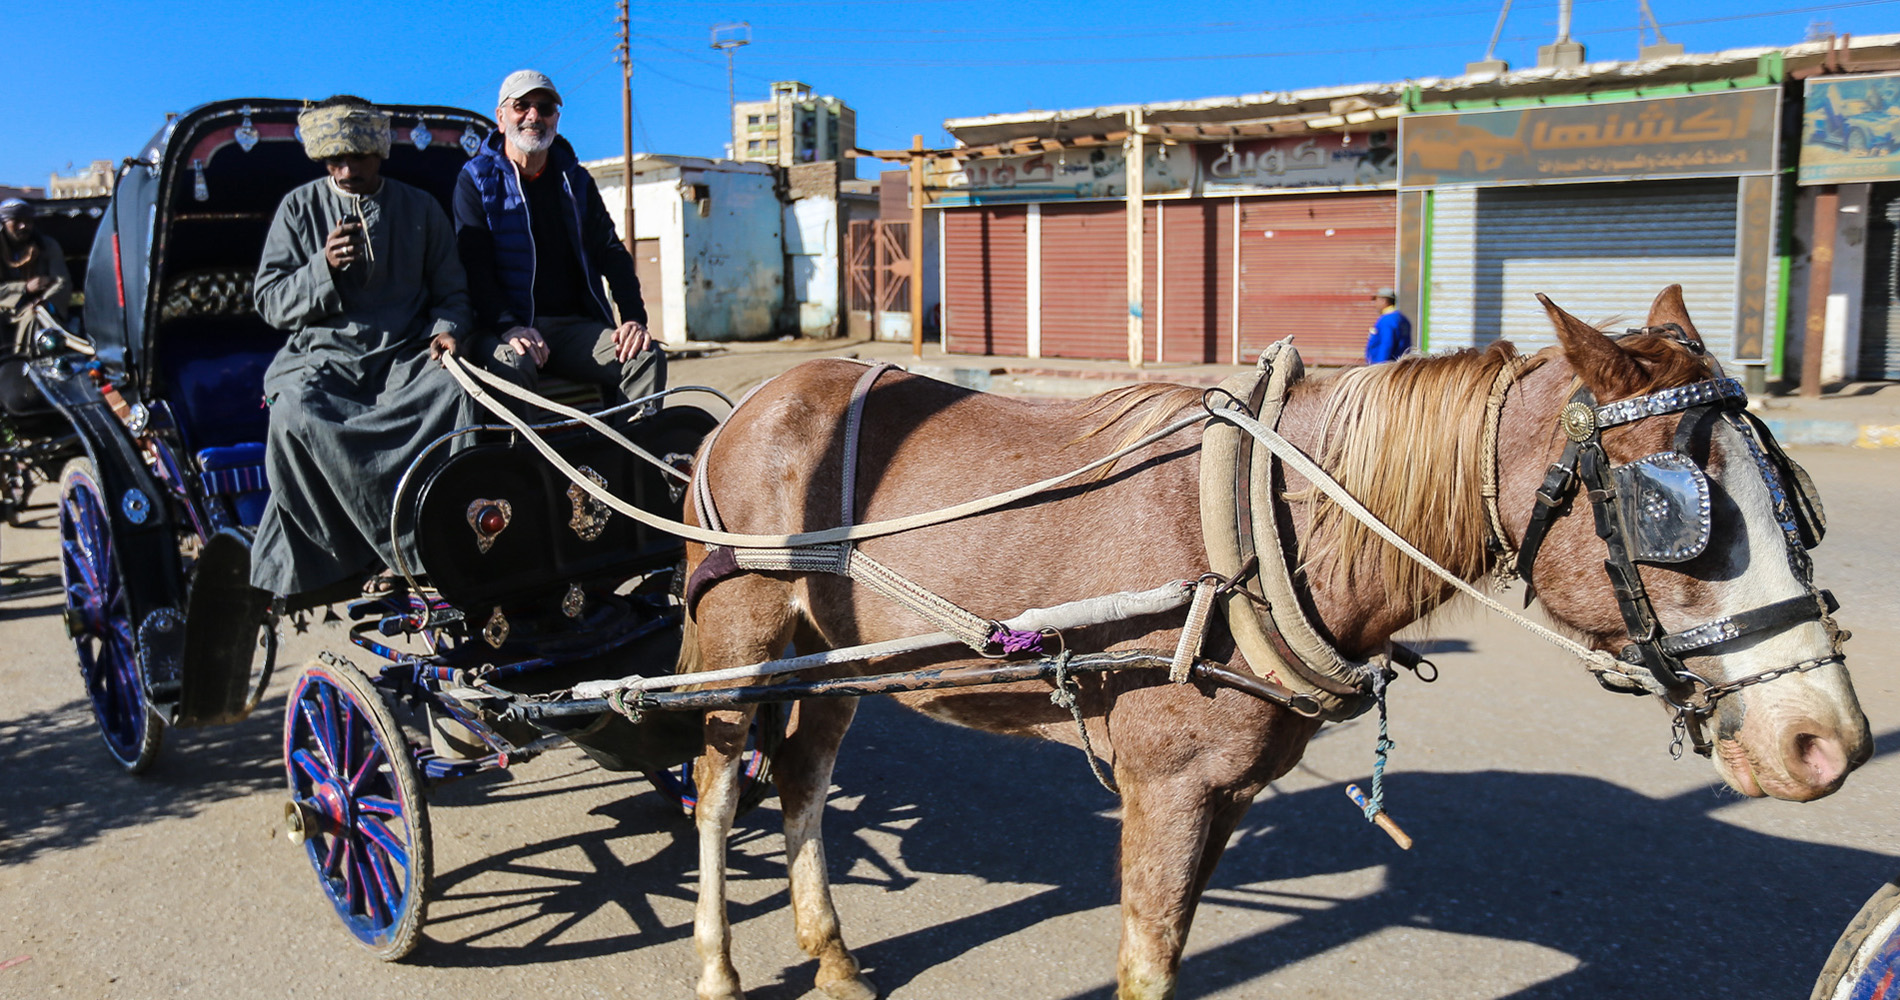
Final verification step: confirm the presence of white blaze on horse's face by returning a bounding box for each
[1696,420,1869,800]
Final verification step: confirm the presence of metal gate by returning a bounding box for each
[1237,193,1396,366]
[845,218,912,341]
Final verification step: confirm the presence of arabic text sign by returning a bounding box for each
[1798,71,1900,185]
[925,145,1195,206]
[1197,132,1396,194]
[1400,89,1779,188]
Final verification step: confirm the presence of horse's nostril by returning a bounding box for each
[1792,729,1849,789]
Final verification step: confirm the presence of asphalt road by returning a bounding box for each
[2,356,1898,999]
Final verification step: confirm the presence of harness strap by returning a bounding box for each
[841,363,894,528]
[1658,590,1838,657]
[1168,579,1218,684]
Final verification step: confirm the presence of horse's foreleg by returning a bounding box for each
[1115,779,1221,1000]
[694,705,756,1000]
[777,697,877,1000]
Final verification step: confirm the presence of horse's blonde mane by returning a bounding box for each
[1298,343,1543,611]
[1071,382,1208,482]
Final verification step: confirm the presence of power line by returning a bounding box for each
[716,0,1896,68]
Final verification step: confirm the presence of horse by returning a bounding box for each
[674,287,1871,1000]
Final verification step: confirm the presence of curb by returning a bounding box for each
[1756,417,1900,449]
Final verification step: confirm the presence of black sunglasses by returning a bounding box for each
[510,98,560,116]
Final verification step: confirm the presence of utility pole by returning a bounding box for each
[1125,108,1145,369]
[616,0,634,257]
[909,135,926,360]
[711,22,751,151]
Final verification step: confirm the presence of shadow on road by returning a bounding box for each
[0,693,287,865]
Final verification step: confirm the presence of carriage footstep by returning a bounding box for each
[1345,783,1413,850]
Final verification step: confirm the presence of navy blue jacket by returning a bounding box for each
[453,133,646,331]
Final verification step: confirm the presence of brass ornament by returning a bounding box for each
[466,498,512,553]
[483,607,510,648]
[567,466,612,542]
[562,583,586,619]
[1560,401,1598,443]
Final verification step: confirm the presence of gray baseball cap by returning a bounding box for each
[1374,287,1398,300]
[498,69,562,106]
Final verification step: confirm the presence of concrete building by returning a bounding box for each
[925,32,1900,392]
[47,160,114,199]
[586,154,784,344]
[732,81,856,177]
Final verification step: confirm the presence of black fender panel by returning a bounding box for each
[177,529,270,726]
[29,358,187,712]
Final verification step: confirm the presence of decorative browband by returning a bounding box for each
[1593,378,1746,430]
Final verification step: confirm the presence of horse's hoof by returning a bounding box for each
[818,974,878,1000]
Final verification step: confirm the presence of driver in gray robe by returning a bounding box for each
[250,96,475,598]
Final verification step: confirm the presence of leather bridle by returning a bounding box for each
[1494,330,1846,757]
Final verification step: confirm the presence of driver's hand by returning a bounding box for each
[504,325,549,367]
[23,275,49,295]
[323,221,364,270]
[429,332,458,360]
[611,320,651,363]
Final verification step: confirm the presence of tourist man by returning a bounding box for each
[0,198,71,353]
[454,69,663,407]
[250,95,475,598]
[1365,286,1412,364]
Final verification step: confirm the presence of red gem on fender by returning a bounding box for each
[479,507,507,535]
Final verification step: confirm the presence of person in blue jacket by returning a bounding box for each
[1365,286,1411,364]
[454,69,664,407]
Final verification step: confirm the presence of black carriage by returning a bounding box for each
[34,98,774,959]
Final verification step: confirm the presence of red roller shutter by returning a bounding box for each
[1159,198,1233,364]
[1236,193,1395,366]
[944,207,1028,356]
[1040,203,1127,360]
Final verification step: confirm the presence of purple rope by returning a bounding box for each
[991,627,1046,654]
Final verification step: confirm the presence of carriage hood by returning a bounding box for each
[81,98,495,381]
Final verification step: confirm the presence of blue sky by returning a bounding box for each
[13,0,1898,188]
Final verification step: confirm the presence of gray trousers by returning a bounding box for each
[479,314,666,406]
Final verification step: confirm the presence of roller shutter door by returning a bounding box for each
[1462,180,1742,359]
[1859,185,1900,380]
[1040,203,1134,360]
[1236,193,1396,366]
[943,207,1028,356]
[1158,199,1233,364]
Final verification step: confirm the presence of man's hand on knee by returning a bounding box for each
[504,325,549,367]
[429,332,459,360]
[612,320,651,363]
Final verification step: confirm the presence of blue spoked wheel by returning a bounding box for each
[649,702,784,818]
[284,659,431,961]
[58,458,162,772]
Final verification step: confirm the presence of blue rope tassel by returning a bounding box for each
[1363,668,1395,822]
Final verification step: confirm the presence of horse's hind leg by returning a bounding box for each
[689,578,797,1000]
[776,695,877,999]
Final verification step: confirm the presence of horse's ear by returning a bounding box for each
[1645,284,1705,344]
[1538,293,1645,398]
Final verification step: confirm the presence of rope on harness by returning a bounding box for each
[453,356,695,482]
[1169,578,1218,683]
[442,351,1209,551]
[1048,649,1119,794]
[1362,666,1395,822]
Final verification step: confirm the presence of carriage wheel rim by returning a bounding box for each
[59,470,148,763]
[285,667,423,952]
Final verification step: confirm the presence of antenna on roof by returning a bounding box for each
[711,22,751,128]
[1467,0,1512,75]
[1637,0,1684,60]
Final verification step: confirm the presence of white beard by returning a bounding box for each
[507,122,556,154]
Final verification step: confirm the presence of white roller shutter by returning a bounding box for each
[1859,186,1900,380]
[1428,180,1748,360]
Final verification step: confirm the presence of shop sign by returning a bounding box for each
[1797,71,1900,185]
[925,145,1195,206]
[1400,88,1779,188]
[1197,132,1397,194]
